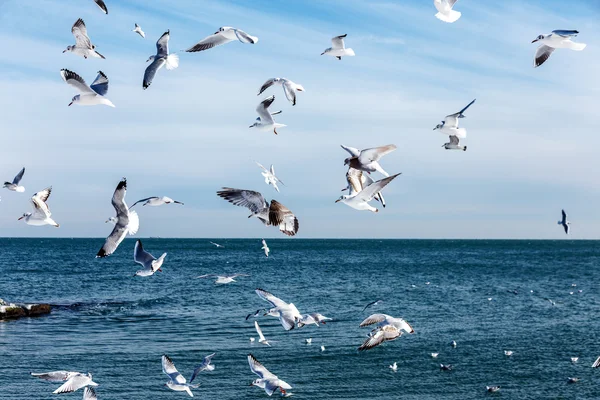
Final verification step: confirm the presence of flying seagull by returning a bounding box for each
[249,95,286,135]
[52,373,98,394]
[362,299,383,312]
[185,27,258,52]
[342,167,386,207]
[433,0,461,23]
[92,0,107,14]
[532,30,586,68]
[216,188,299,236]
[133,23,145,38]
[31,371,80,383]
[558,209,570,235]
[144,30,179,89]
[3,167,25,192]
[210,241,224,248]
[257,78,305,106]
[64,19,105,59]
[389,362,398,372]
[162,355,199,397]
[297,313,332,328]
[486,386,500,393]
[255,321,271,346]
[261,239,270,257]
[133,239,166,277]
[60,69,114,107]
[255,288,302,331]
[189,353,216,383]
[256,162,285,192]
[321,34,355,60]
[358,314,415,351]
[19,187,59,227]
[96,178,139,258]
[592,356,600,368]
[131,196,184,208]
[248,354,292,397]
[336,173,401,212]
[434,99,475,150]
[341,144,397,177]
[196,273,249,284]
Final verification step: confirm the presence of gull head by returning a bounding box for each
[251,379,266,388]
[68,95,80,107]
[62,45,73,53]
[321,48,331,56]
[106,216,117,224]
[18,212,31,221]
[343,157,353,166]
[163,196,174,203]
[434,122,444,130]
[146,55,155,63]
[532,34,545,43]
[217,26,232,34]
[249,121,260,128]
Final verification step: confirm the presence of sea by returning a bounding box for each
[1,238,599,399]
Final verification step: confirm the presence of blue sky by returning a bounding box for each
[0,0,599,239]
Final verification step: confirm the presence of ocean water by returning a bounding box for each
[1,238,599,399]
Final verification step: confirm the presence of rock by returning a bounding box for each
[0,305,26,319]
[0,301,51,319]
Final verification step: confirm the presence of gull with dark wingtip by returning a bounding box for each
[558,209,570,235]
[249,96,286,135]
[185,27,258,52]
[434,99,475,150]
[144,30,179,89]
[63,19,105,59]
[532,30,586,68]
[3,167,25,192]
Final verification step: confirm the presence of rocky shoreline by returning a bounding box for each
[0,299,51,320]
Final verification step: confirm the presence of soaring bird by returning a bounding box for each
[162,355,199,397]
[143,30,179,89]
[336,173,401,213]
[434,99,475,150]
[341,144,397,177]
[558,209,570,235]
[19,187,59,227]
[257,78,305,106]
[532,30,586,68]
[132,240,166,277]
[3,167,25,192]
[433,0,461,23]
[249,96,286,135]
[321,34,355,60]
[185,27,258,52]
[248,354,292,397]
[63,19,105,59]
[61,69,114,107]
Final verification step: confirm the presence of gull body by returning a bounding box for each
[250,96,286,135]
[256,288,302,331]
[131,196,183,208]
[358,314,414,351]
[248,354,292,397]
[559,209,570,235]
[341,144,397,177]
[19,187,59,227]
[486,386,500,393]
[433,0,461,23]
[197,273,248,284]
[389,362,398,372]
[532,30,586,68]
[336,173,401,212]
[256,162,285,192]
[321,346,326,352]
[162,355,199,397]
[63,19,105,59]
[185,26,258,52]
[321,34,355,60]
[3,167,25,192]
[52,373,98,394]
[257,78,305,106]
[133,23,145,38]
[505,350,513,357]
[133,239,166,277]
[144,30,179,89]
[571,357,579,363]
[342,167,386,208]
[255,321,271,346]
[61,69,114,107]
[262,239,270,257]
[434,99,475,149]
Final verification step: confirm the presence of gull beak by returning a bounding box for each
[532,39,539,43]
[68,101,73,107]
[433,126,438,130]
[335,199,341,203]
[18,216,24,220]
[320,52,325,55]
[62,49,67,53]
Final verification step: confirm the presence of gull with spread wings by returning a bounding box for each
[257,78,305,106]
[144,30,179,89]
[248,354,292,396]
[132,240,166,277]
[4,167,25,192]
[185,27,258,52]
[434,99,475,151]
[63,19,105,59]
[321,34,355,60]
[336,173,401,212]
[341,144,397,177]
[249,96,286,135]
[162,355,199,397]
[61,69,114,107]
[19,187,59,227]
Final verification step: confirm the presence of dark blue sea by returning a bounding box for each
[1,239,599,399]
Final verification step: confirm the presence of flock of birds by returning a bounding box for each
[2,0,595,398]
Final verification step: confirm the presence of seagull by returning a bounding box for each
[185,27,258,52]
[216,188,299,236]
[305,338,312,345]
[504,350,513,357]
[250,337,255,342]
[19,187,59,227]
[162,355,199,397]
[362,299,383,312]
[261,239,270,257]
[297,313,332,328]
[257,78,305,106]
[431,353,439,358]
[440,364,452,371]
[31,371,80,383]
[249,96,286,135]
[189,353,216,383]
[105,217,117,224]
[321,34,355,60]
[321,346,326,352]
[358,314,414,351]
[532,30,586,68]
[559,209,570,234]
[571,357,579,363]
[567,377,579,384]
[451,340,457,348]
[434,99,475,150]
[336,173,401,212]
[96,178,139,258]
[52,373,98,394]
[83,387,97,400]
[486,386,500,393]
[64,19,105,59]
[133,23,145,38]
[256,162,285,192]
[210,241,224,248]
[433,0,461,23]
[61,69,114,107]
[133,240,166,277]
[131,196,184,208]
[248,354,292,397]
[92,0,107,14]
[255,321,271,346]
[3,167,25,192]
[144,30,179,89]
[592,356,600,368]
[342,168,386,208]
[196,273,249,284]
[341,144,397,177]
[255,288,301,331]
[389,362,398,372]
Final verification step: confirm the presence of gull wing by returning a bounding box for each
[248,354,276,379]
[358,326,401,351]
[255,320,267,342]
[83,387,97,400]
[156,30,170,58]
[448,0,459,6]
[281,80,297,105]
[131,197,158,208]
[269,200,299,236]
[72,18,92,49]
[162,355,186,384]
[96,179,130,258]
[93,0,108,14]
[346,167,364,196]
[90,71,109,96]
[279,308,298,331]
[61,69,94,94]
[190,353,216,383]
[31,187,52,218]
[255,288,287,308]
[331,34,347,49]
[358,144,397,163]
[356,173,401,203]
[186,31,233,52]
[340,144,361,157]
[52,373,89,394]
[12,167,25,185]
[256,95,276,124]
[134,240,155,266]
[217,188,269,215]
[449,135,459,145]
[30,371,76,383]
[143,57,166,89]
[562,209,567,223]
[258,78,278,96]
[552,30,579,37]
[359,313,389,327]
[534,45,555,68]
[234,28,258,44]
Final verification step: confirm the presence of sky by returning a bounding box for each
[0,0,599,239]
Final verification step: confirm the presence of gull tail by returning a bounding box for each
[166,53,179,70]
[435,10,461,23]
[570,42,586,51]
[345,48,356,56]
[127,210,139,235]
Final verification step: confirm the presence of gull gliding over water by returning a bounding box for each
[262,239,270,257]
[185,27,258,52]
[433,0,461,23]
[341,144,397,177]
[256,162,285,192]
[52,373,98,394]
[61,69,114,107]
[255,321,271,346]
[3,167,25,192]
[133,239,167,277]
[532,30,586,68]
[321,34,355,60]
[64,19,104,59]
[189,353,216,383]
[131,196,184,208]
[341,167,386,207]
[248,354,292,397]
[257,78,305,106]
[358,314,415,351]
[162,355,199,397]
[250,96,286,135]
[31,371,80,383]
[434,99,475,150]
[133,23,145,38]
[19,187,59,227]
[143,30,179,89]
[559,209,570,234]
[255,288,302,331]
[336,173,401,212]
[196,273,249,284]
[96,178,139,258]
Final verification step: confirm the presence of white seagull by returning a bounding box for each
[504,350,514,357]
[31,371,80,383]
[133,239,166,277]
[131,196,184,208]
[256,162,285,192]
[196,273,249,284]
[255,321,271,346]
[189,353,216,383]
[248,354,292,397]
[341,144,397,177]
[3,167,25,192]
[92,0,107,14]
[431,353,439,358]
[336,173,401,212]
[433,0,461,23]
[52,373,98,394]
[571,357,579,363]
[532,30,586,68]
[389,362,398,372]
[434,99,475,150]
[64,19,105,59]
[83,387,97,400]
[61,69,114,107]
[321,34,355,60]
[592,356,600,368]
[162,355,199,397]
[559,209,570,235]
[257,78,305,106]
[297,313,332,328]
[144,30,179,89]
[249,95,286,135]
[261,239,270,257]
[216,188,299,236]
[358,314,415,351]
[19,187,59,227]
[133,23,145,38]
[255,288,302,331]
[486,386,500,393]
[342,167,386,208]
[305,338,312,345]
[210,241,224,248]
[96,178,139,258]
[185,27,258,52]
